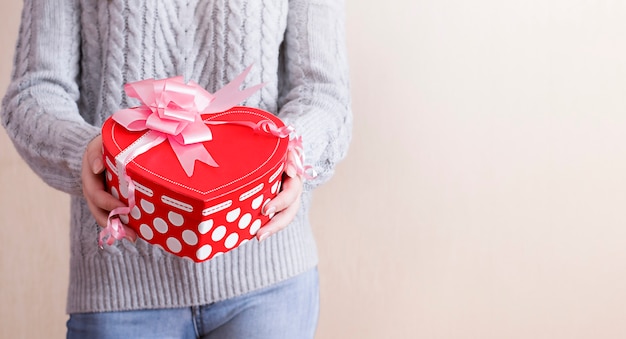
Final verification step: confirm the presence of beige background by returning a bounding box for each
[2,1,626,338]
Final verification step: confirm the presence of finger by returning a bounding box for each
[82,165,125,212]
[86,200,110,228]
[257,193,301,241]
[85,195,111,227]
[262,175,302,216]
[90,192,126,228]
[85,135,105,174]
[84,188,125,227]
[82,136,125,227]
[82,172,106,226]
[285,152,297,178]
[91,155,104,174]
[123,225,138,242]
[91,189,126,212]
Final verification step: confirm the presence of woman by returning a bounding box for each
[1,0,351,338]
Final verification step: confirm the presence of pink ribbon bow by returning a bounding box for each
[113,65,263,176]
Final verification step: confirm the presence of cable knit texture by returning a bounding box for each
[1,0,351,314]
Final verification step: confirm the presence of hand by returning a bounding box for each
[81,135,137,241]
[256,151,304,241]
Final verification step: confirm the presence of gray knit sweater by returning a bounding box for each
[1,0,351,314]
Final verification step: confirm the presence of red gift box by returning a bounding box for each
[99,71,296,262]
[102,106,289,261]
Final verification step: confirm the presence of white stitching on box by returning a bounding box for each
[162,195,193,213]
[269,164,284,183]
[239,183,264,201]
[202,200,233,216]
[133,182,154,197]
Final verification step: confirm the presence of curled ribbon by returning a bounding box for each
[287,135,316,180]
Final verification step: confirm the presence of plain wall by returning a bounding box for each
[2,1,626,338]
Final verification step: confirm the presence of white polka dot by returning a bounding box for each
[120,214,129,224]
[226,208,241,223]
[153,217,168,233]
[198,220,213,234]
[238,213,252,229]
[139,224,153,240]
[271,180,279,194]
[277,181,282,193]
[182,230,198,246]
[131,206,141,220]
[106,171,113,182]
[166,237,182,253]
[111,187,119,199]
[224,233,239,249]
[141,199,155,214]
[196,244,212,261]
[239,239,249,246]
[168,211,184,226]
[212,225,227,242]
[251,195,264,210]
[250,220,262,235]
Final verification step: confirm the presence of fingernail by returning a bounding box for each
[286,165,296,178]
[92,157,104,173]
[264,206,276,216]
[125,233,137,243]
[258,232,270,242]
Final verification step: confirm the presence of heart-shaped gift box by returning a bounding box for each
[98,69,302,262]
[101,106,289,262]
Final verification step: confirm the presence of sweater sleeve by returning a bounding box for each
[1,0,100,196]
[278,0,353,191]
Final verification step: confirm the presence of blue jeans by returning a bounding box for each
[67,268,319,339]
